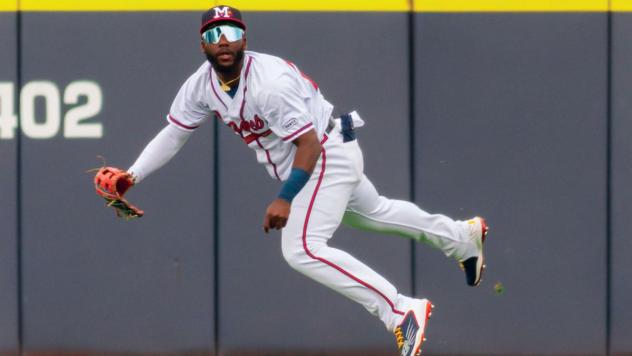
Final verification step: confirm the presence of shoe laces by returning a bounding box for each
[394,327,404,350]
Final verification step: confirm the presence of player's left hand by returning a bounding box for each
[93,166,144,220]
[263,198,291,233]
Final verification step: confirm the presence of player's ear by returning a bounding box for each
[242,35,247,50]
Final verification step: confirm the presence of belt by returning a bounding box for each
[325,114,356,142]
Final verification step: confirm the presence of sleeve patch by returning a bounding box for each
[282,118,298,130]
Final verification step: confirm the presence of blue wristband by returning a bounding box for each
[278,168,311,203]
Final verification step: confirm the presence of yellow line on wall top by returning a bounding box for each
[416,0,608,12]
[1,0,631,12]
[0,1,17,11]
[12,0,410,11]
[612,0,632,11]
[220,0,410,11]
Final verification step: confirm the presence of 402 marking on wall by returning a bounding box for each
[0,80,103,139]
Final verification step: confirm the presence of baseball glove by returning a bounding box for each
[94,167,144,219]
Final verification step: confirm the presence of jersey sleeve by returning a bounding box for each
[168,71,212,132]
[256,73,314,142]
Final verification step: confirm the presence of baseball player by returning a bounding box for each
[95,6,488,355]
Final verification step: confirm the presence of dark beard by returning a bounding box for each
[206,49,245,75]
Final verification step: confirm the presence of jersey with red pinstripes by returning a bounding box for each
[167,51,334,181]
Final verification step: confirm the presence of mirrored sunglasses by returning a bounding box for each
[202,25,245,44]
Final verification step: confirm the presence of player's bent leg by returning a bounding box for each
[343,175,489,286]
[281,151,412,331]
[343,175,476,259]
[282,235,409,331]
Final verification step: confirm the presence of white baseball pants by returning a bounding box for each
[281,127,478,332]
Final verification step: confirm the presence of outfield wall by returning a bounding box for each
[0,10,18,354]
[0,2,630,355]
[413,12,609,355]
[611,12,632,355]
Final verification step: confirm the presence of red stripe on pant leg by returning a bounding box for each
[301,147,405,316]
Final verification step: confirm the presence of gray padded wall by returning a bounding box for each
[413,14,607,355]
[7,7,632,356]
[217,13,412,352]
[611,12,632,355]
[0,11,18,355]
[20,13,215,353]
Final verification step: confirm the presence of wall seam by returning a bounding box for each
[407,0,417,296]
[15,0,23,354]
[606,2,613,355]
[213,118,220,355]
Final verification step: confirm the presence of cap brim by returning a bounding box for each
[200,18,246,34]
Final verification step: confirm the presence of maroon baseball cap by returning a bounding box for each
[200,5,246,34]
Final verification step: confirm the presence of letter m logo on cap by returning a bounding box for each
[213,6,232,18]
[200,5,245,33]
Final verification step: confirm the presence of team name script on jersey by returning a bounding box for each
[216,111,272,144]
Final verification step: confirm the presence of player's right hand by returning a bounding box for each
[263,198,291,233]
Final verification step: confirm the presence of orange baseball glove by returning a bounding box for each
[94,167,144,219]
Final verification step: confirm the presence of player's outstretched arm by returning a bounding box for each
[127,123,193,183]
[263,129,321,233]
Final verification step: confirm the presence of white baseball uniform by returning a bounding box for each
[128,51,480,331]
